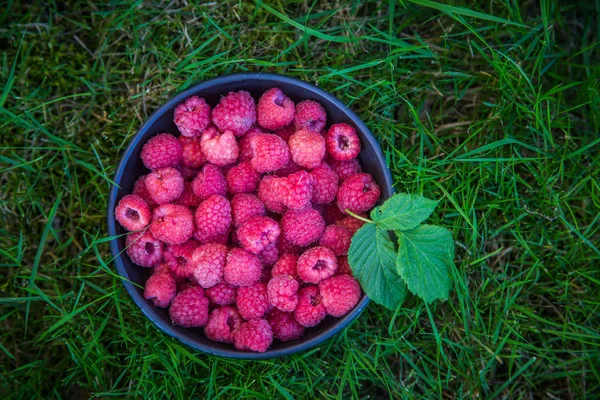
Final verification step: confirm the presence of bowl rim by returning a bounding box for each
[107,72,393,359]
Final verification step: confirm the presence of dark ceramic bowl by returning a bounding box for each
[107,73,393,359]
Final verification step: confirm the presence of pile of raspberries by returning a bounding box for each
[115,88,381,352]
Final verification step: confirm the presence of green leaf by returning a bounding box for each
[396,225,455,303]
[371,193,438,231]
[348,223,406,310]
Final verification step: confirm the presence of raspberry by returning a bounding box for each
[250,133,290,173]
[321,202,345,224]
[326,123,361,161]
[272,253,298,277]
[278,170,313,210]
[267,275,299,312]
[258,241,279,267]
[205,281,237,306]
[163,240,198,282]
[294,286,327,327]
[211,90,256,136]
[194,195,231,243]
[319,275,361,317]
[257,88,295,130]
[309,162,339,204]
[278,237,303,254]
[288,129,326,170]
[174,182,201,208]
[231,194,266,227]
[319,225,352,256]
[177,165,199,181]
[126,231,163,267]
[236,283,269,320]
[149,204,194,245]
[297,246,337,284]
[204,306,242,343]
[335,215,366,233]
[294,100,327,132]
[224,248,262,287]
[238,127,264,161]
[191,164,227,200]
[174,96,211,137]
[258,175,285,213]
[153,261,172,277]
[144,272,177,308]
[234,319,273,353]
[115,194,151,231]
[140,133,182,170]
[274,159,303,178]
[145,167,184,204]
[226,161,260,194]
[237,216,281,254]
[328,158,362,181]
[189,243,227,288]
[281,207,325,247]
[133,175,157,208]
[179,135,206,168]
[267,309,304,342]
[169,286,209,328]
[200,127,239,166]
[194,228,230,245]
[336,256,353,276]
[337,173,381,214]
[274,124,295,142]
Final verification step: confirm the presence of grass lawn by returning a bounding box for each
[1,0,599,398]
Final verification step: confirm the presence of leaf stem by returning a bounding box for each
[345,209,374,224]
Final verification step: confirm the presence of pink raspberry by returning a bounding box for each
[226,161,261,194]
[297,246,337,284]
[319,275,361,317]
[238,127,264,161]
[294,286,327,327]
[144,272,177,308]
[189,243,227,288]
[309,162,339,204]
[267,275,299,312]
[115,194,151,231]
[174,96,211,137]
[140,133,182,170]
[258,241,279,267]
[126,231,163,267]
[281,207,325,247]
[169,286,209,328]
[326,123,361,161]
[224,248,262,287]
[274,124,295,142]
[237,216,281,254]
[328,158,362,181]
[278,171,313,210]
[272,253,298,277]
[257,87,295,130]
[294,100,327,132]
[174,182,201,208]
[133,175,157,208]
[176,165,199,181]
[164,240,198,282]
[211,90,256,136]
[194,195,231,243]
[191,164,227,200]
[321,202,345,224]
[267,309,304,342]
[258,175,285,213]
[200,127,239,166]
[145,167,184,205]
[335,215,366,233]
[274,159,303,178]
[234,319,273,353]
[178,135,206,168]
[288,129,326,170]
[337,173,381,214]
[236,283,269,320]
[250,133,290,173]
[231,194,266,227]
[205,281,237,306]
[336,256,353,276]
[319,225,352,256]
[204,306,242,343]
[150,204,194,245]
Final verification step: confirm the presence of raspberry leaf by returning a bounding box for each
[370,193,438,231]
[348,223,406,310]
[396,225,455,303]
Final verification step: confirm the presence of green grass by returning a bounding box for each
[1,0,599,398]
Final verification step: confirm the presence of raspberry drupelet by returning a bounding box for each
[174,96,211,137]
[115,194,152,231]
[257,87,296,130]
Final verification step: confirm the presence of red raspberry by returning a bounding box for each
[200,127,239,166]
[337,173,381,214]
[281,207,325,247]
[325,123,361,161]
[288,129,326,170]
[274,159,303,178]
[257,88,295,130]
[189,243,227,288]
[153,261,172,277]
[309,162,339,204]
[267,275,299,312]
[231,194,266,227]
[150,204,194,245]
[321,202,345,224]
[169,286,209,328]
[133,175,157,208]
[191,164,227,200]
[294,286,327,327]
[126,231,163,267]
[319,225,352,256]
[328,158,362,181]
[237,216,281,254]
[250,133,290,173]
[211,90,256,136]
[115,194,151,231]
[144,272,177,308]
[274,124,295,142]
[297,246,337,284]
[319,275,361,317]
[258,175,285,213]
[234,319,273,353]
[258,241,279,267]
[194,195,231,243]
[294,100,327,132]
[236,283,269,320]
[224,248,262,287]
[178,135,206,168]
[267,309,304,342]
[174,182,201,208]
[204,306,242,343]
[226,161,261,194]
[335,215,366,233]
[174,96,211,137]
[238,127,264,161]
[272,253,298,277]
[205,281,237,306]
[145,167,184,204]
[279,171,313,210]
[336,256,353,276]
[141,133,182,170]
[176,165,199,181]
[164,240,198,282]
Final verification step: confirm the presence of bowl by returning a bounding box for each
[107,72,393,359]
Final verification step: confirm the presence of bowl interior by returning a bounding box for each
[108,73,393,359]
